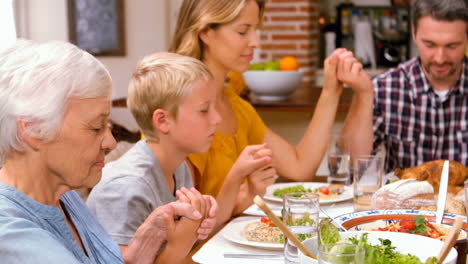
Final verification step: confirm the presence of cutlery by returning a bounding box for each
[223,253,283,259]
[253,195,316,259]
[436,160,449,225]
[317,206,348,232]
[436,215,464,264]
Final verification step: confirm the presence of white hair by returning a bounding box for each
[0,39,112,162]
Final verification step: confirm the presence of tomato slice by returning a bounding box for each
[430,231,440,238]
[319,187,330,195]
[400,220,415,230]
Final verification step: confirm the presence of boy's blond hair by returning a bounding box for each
[127,52,213,142]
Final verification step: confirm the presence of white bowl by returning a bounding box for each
[298,231,458,264]
[243,70,303,101]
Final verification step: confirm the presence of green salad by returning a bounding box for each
[279,213,316,244]
[318,219,438,264]
[273,185,313,198]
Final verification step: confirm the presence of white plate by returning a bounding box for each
[221,216,284,250]
[264,182,353,204]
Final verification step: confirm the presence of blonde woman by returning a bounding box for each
[170,0,345,215]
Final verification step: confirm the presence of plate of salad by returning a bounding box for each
[263,182,353,204]
[332,209,467,264]
[298,219,458,264]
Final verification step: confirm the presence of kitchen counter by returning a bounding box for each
[248,85,354,112]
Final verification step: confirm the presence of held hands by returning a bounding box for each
[125,190,216,264]
[227,143,275,198]
[230,143,276,197]
[323,48,345,95]
[230,143,274,182]
[247,145,276,197]
[335,49,373,95]
[175,187,218,240]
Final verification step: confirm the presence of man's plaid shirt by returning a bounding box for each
[372,56,468,172]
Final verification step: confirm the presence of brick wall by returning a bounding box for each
[260,0,319,86]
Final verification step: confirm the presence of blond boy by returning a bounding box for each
[87,52,271,263]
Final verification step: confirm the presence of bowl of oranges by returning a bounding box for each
[243,56,303,101]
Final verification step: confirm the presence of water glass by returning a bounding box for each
[318,243,365,264]
[283,193,320,264]
[327,135,351,185]
[353,155,383,211]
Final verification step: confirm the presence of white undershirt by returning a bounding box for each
[434,89,449,101]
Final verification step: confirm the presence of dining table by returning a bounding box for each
[183,178,355,264]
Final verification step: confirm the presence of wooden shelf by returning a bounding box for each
[247,85,354,112]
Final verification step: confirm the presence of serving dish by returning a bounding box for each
[243,70,303,101]
[298,231,458,264]
[264,182,353,204]
[333,209,467,264]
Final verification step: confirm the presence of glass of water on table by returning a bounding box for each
[353,155,383,211]
[283,193,319,264]
[327,134,351,185]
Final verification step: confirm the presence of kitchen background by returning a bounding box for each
[9,0,416,174]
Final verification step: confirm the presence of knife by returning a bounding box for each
[223,253,283,259]
[436,160,449,224]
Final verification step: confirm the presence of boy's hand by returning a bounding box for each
[164,188,206,250]
[176,187,218,239]
[247,166,276,197]
[176,187,206,217]
[336,50,373,95]
[230,143,273,181]
[198,194,217,239]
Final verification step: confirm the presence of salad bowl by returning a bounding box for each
[333,209,467,264]
[299,231,458,264]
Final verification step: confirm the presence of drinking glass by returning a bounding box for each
[283,193,320,264]
[327,135,351,185]
[353,155,383,211]
[318,243,365,264]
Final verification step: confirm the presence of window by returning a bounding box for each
[0,0,17,50]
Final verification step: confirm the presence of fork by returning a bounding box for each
[317,205,348,232]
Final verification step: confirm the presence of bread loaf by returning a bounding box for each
[371,179,436,209]
[395,160,468,194]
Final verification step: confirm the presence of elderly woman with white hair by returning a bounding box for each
[0,39,216,263]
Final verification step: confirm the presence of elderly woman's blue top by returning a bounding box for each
[0,183,123,263]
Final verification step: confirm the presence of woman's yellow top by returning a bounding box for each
[188,86,266,197]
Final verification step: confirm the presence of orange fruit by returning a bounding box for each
[279,56,300,71]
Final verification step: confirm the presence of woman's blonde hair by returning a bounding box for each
[127,52,213,142]
[169,0,265,60]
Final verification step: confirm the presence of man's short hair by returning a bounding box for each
[412,0,468,35]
